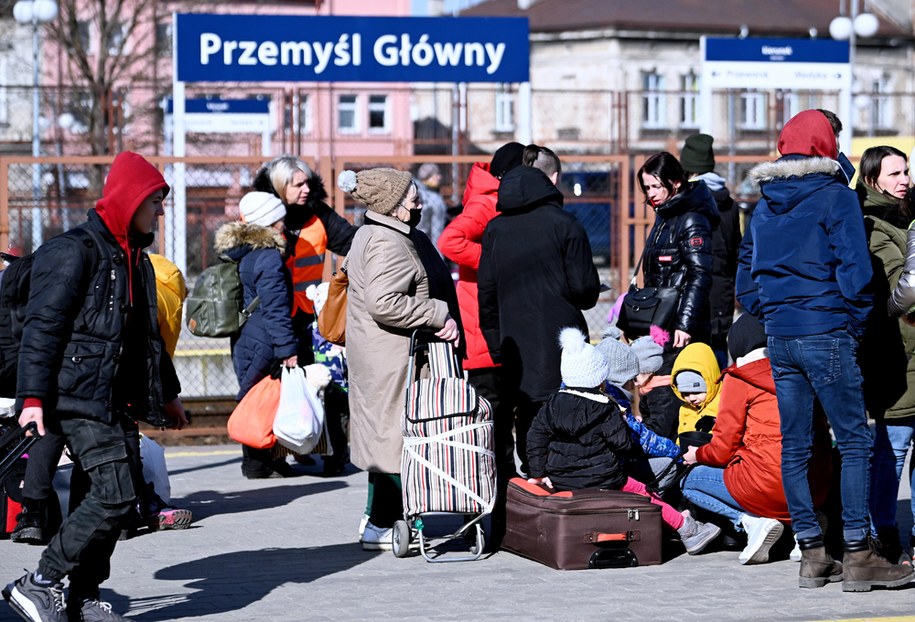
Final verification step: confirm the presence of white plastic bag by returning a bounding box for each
[139,434,171,504]
[273,366,325,454]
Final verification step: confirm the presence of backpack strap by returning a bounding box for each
[218,252,261,319]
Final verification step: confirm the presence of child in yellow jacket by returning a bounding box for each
[671,342,721,437]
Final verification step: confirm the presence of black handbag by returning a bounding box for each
[618,223,681,336]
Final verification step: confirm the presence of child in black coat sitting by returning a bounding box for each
[526,327,721,555]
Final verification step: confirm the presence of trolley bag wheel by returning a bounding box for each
[392,520,412,558]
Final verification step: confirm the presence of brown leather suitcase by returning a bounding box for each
[501,478,663,569]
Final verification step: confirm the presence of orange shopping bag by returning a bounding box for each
[227,374,280,449]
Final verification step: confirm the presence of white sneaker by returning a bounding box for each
[360,521,393,551]
[358,513,370,538]
[739,515,784,565]
[789,538,802,562]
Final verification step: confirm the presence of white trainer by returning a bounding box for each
[739,515,784,565]
[360,521,393,551]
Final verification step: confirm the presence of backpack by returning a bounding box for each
[185,254,260,338]
[0,229,96,398]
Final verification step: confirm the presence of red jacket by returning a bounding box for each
[696,357,831,521]
[438,162,500,369]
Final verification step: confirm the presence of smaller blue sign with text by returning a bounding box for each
[175,14,530,83]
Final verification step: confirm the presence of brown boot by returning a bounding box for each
[842,538,915,592]
[798,536,843,589]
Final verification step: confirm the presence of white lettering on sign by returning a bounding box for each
[199,31,505,74]
[761,45,793,61]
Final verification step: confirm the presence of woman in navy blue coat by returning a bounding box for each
[215,191,298,478]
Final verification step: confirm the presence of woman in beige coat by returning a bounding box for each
[338,167,461,551]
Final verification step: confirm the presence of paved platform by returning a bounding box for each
[2,444,914,622]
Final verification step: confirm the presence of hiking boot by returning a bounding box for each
[874,526,905,565]
[2,572,66,622]
[738,515,784,565]
[67,599,128,622]
[10,506,45,546]
[677,514,721,555]
[360,522,393,551]
[798,536,842,588]
[842,537,915,592]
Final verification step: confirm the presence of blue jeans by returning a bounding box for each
[870,416,915,538]
[767,332,871,542]
[682,465,745,528]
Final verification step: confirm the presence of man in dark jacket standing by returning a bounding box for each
[3,151,186,622]
[737,110,913,592]
[478,150,600,476]
[680,133,741,368]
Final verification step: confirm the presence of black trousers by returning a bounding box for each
[38,415,137,600]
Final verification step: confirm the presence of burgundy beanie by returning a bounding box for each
[777,110,838,159]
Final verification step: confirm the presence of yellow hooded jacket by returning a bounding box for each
[149,253,187,358]
[671,342,721,436]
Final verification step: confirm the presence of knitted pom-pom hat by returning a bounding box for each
[337,167,412,215]
[559,327,611,389]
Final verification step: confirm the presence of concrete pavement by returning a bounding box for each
[2,444,914,621]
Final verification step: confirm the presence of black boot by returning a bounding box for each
[798,535,842,589]
[10,499,46,545]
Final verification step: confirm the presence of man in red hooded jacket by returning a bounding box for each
[3,152,186,622]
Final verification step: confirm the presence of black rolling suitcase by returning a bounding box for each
[502,477,663,570]
[0,421,38,538]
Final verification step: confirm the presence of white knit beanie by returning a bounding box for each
[595,336,641,387]
[559,327,610,389]
[239,191,286,227]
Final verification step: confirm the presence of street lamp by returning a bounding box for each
[829,0,879,152]
[13,0,58,251]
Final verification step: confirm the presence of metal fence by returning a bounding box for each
[0,151,777,399]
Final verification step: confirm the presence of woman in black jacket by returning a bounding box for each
[633,152,719,441]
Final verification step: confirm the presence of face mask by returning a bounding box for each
[407,208,423,228]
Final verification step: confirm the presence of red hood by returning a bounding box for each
[726,358,775,394]
[95,152,169,256]
[463,162,500,206]
[777,110,838,159]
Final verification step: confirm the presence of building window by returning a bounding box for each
[679,72,699,128]
[642,72,666,129]
[495,86,514,132]
[298,93,311,135]
[155,22,172,56]
[337,94,358,133]
[368,94,389,132]
[106,21,128,56]
[872,75,893,131]
[77,20,92,53]
[739,92,766,130]
[781,91,801,124]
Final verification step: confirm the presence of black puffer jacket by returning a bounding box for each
[17,210,178,425]
[642,180,719,342]
[478,166,600,401]
[526,389,634,491]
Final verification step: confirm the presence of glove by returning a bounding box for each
[303,364,332,390]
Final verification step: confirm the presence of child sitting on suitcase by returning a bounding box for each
[526,327,721,555]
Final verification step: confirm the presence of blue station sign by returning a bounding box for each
[174,13,530,83]
[705,37,849,64]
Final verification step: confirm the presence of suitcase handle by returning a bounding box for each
[0,421,39,481]
[588,547,639,569]
[585,530,640,544]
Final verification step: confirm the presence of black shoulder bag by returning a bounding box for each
[618,222,681,337]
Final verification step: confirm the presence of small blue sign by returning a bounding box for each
[165,98,270,114]
[175,13,530,83]
[705,38,849,63]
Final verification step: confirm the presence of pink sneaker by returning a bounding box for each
[157,507,192,530]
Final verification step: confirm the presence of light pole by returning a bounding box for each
[13,0,58,251]
[829,0,879,153]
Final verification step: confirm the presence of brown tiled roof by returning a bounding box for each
[461,0,912,38]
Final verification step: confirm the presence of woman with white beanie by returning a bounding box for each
[217,191,299,479]
[338,167,461,551]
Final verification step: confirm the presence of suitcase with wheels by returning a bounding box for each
[502,478,663,570]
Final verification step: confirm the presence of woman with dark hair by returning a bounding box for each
[631,151,719,441]
[854,145,915,564]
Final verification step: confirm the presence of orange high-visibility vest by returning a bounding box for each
[287,215,327,315]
